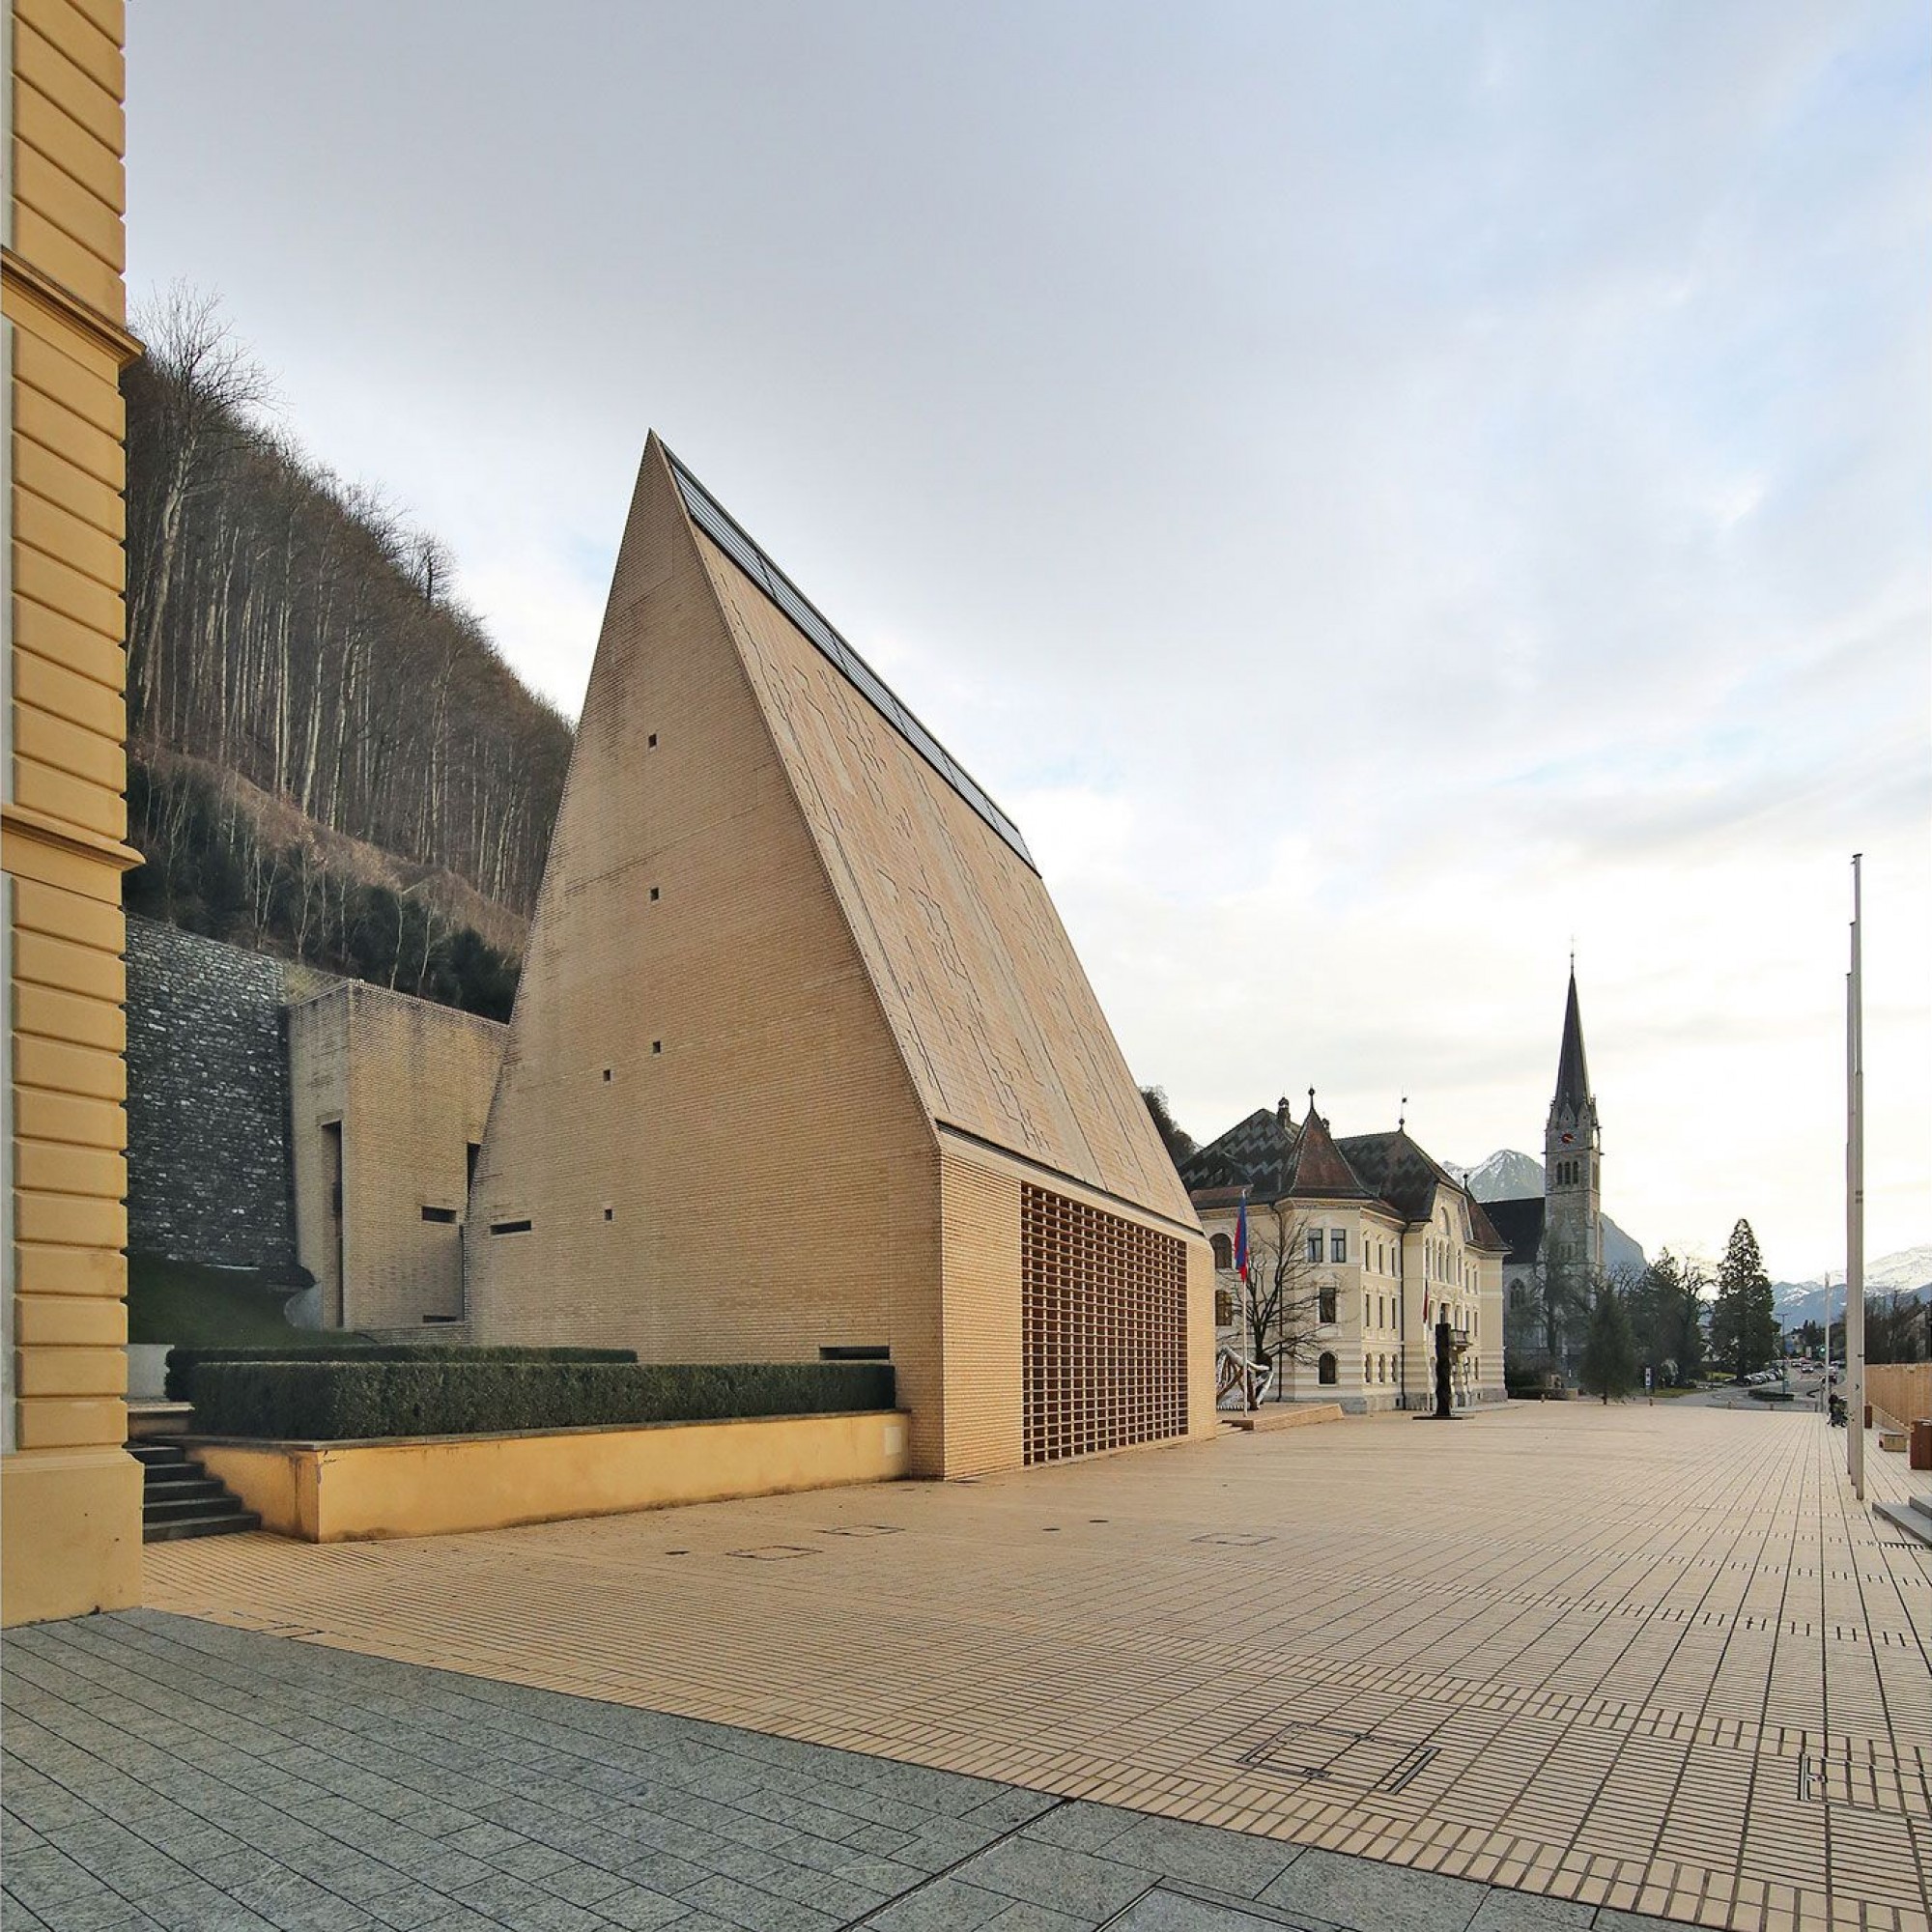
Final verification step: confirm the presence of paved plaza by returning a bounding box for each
[6,1612,1668,1932]
[7,1404,1929,1932]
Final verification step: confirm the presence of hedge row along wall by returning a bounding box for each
[163,1344,633,1401]
[176,1355,897,1440]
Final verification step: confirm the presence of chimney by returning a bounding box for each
[1277,1095,1293,1135]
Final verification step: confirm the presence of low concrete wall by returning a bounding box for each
[1868,1364,1931,1427]
[191,1408,911,1542]
[1228,1404,1345,1433]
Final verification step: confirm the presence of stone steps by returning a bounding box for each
[134,1440,260,1543]
[1874,1495,1932,1548]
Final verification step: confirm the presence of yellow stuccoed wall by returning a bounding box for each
[3,0,144,1624]
[194,1409,913,1542]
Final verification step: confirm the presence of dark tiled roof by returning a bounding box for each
[1178,1108,1292,1197]
[1331,1129,1465,1227]
[1189,1184,1251,1209]
[1189,1103,1497,1236]
[1482,1195,1546,1265]
[1465,1198,1509,1255]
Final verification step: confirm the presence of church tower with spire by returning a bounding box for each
[1543,968,1603,1288]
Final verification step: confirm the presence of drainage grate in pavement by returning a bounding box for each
[1239,1720,1437,1794]
[1798,1753,1931,1819]
[1193,1532,1275,1548]
[726,1546,820,1560]
[816,1524,904,1537]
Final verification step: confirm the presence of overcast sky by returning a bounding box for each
[128,2,1930,1281]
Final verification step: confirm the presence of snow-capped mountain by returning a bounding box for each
[1448,1150,1647,1277]
[1451,1149,1544,1201]
[1771,1245,1932,1326]
[1867,1244,1932,1294]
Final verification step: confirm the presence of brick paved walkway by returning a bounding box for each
[4,1611,1674,1932]
[118,1404,1932,1932]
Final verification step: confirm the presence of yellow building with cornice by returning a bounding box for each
[3,0,144,1624]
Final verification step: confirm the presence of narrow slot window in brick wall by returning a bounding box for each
[1021,1184,1187,1466]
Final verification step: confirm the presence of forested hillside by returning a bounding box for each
[121,294,572,1015]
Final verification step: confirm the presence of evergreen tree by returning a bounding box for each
[1709,1219,1778,1381]
[1577,1276,1638,1403]
[1632,1249,1707,1386]
[1627,1259,1668,1385]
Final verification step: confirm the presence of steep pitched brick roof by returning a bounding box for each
[1281,1104,1374,1200]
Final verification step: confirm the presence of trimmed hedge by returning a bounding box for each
[164,1344,635,1403]
[178,1357,896,1440]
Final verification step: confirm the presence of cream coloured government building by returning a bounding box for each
[1183,1098,1506,1413]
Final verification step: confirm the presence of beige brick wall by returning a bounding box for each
[469,439,1209,1477]
[937,1135,1214,1471]
[468,443,951,1463]
[936,1142,1022,1477]
[289,983,504,1331]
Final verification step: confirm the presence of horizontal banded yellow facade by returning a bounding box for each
[3,0,144,1624]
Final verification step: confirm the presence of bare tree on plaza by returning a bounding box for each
[1238,1203,1330,1401]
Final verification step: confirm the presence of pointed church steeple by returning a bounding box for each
[1543,966,1602,1284]
[1552,970,1591,1121]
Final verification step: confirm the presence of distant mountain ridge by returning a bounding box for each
[1452,1149,1544,1201]
[1770,1245,1932,1327]
[1449,1149,1647,1278]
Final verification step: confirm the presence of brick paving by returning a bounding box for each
[67,1406,1932,1930]
[4,1610,1665,1932]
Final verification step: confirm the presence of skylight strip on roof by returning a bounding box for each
[668,451,1037,872]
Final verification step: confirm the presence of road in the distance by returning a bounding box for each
[1673,1366,1831,1411]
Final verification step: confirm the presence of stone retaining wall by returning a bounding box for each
[124,918,309,1272]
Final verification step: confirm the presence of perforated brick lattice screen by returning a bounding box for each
[1021,1184,1188,1465]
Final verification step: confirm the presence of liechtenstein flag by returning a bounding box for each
[1235,1195,1250,1283]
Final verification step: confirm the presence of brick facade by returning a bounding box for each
[469,440,1214,1475]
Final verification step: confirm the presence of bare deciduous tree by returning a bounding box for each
[1237,1204,1331,1403]
[122,287,571,922]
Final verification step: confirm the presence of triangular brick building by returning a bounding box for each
[467,438,1214,1475]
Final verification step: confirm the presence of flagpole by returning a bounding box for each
[1846,855,1865,1501]
[1819,1272,1830,1417]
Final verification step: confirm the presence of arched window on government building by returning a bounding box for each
[1319,1352,1338,1386]
[1210,1233,1234,1270]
